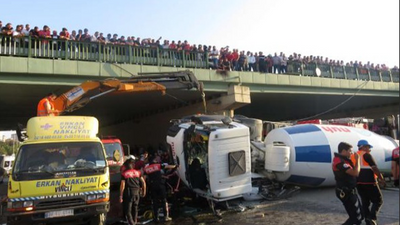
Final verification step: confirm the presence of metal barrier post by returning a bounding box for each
[343,66,348,79]
[367,68,372,81]
[64,40,68,60]
[156,47,161,66]
[205,52,209,69]
[182,50,186,68]
[28,36,32,58]
[128,45,133,64]
[355,66,360,80]
[97,42,101,62]
[329,65,334,78]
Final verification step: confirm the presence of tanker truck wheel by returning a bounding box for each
[89,213,106,225]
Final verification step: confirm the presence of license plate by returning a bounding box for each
[44,209,74,218]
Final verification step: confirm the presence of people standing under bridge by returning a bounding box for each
[37,93,58,116]
[356,140,385,225]
[121,155,136,173]
[391,146,399,187]
[144,156,177,223]
[332,142,363,225]
[120,159,146,225]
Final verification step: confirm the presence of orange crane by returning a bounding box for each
[40,70,203,116]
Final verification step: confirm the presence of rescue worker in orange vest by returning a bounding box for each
[356,140,385,225]
[37,93,58,116]
[391,147,399,187]
[143,156,177,223]
[119,157,146,225]
[332,142,363,225]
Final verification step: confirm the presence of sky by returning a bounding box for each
[0,131,15,140]
[1,0,399,67]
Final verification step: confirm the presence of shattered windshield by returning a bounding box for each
[13,142,106,181]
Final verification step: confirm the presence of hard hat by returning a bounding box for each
[357,140,373,148]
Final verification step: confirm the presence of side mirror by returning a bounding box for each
[16,123,27,142]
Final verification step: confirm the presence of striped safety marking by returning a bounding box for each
[283,125,332,163]
[9,189,109,202]
[385,148,393,162]
[295,145,332,163]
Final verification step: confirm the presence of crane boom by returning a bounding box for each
[50,70,202,115]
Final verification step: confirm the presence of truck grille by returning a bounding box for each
[35,198,85,209]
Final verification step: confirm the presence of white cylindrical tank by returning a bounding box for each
[264,124,398,187]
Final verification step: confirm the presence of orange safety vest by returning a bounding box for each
[356,150,378,184]
[37,97,54,116]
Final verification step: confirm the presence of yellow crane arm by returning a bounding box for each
[50,70,201,115]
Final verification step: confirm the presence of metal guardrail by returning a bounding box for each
[0,35,398,83]
[0,35,209,69]
[286,61,398,83]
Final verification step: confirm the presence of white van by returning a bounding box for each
[0,154,15,176]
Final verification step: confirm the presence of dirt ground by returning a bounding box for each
[107,184,399,225]
[0,178,398,225]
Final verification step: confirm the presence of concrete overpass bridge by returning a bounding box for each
[0,36,398,146]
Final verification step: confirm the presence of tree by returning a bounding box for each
[0,141,13,155]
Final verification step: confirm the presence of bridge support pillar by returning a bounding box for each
[207,85,251,115]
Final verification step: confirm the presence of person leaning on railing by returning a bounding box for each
[1,23,13,36]
[59,28,70,51]
[1,19,398,73]
[1,23,13,46]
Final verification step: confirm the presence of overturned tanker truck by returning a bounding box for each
[166,115,398,203]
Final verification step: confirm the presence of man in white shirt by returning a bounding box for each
[210,46,219,69]
[248,52,256,72]
[21,24,30,47]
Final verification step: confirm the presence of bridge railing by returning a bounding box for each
[0,35,398,83]
[0,35,209,69]
[286,61,398,82]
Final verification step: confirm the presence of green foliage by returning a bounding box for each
[0,141,14,155]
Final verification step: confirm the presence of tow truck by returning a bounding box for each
[7,116,109,225]
[101,136,128,185]
[4,70,202,225]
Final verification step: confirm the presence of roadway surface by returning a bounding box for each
[0,178,398,225]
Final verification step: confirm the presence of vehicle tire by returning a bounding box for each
[89,213,106,225]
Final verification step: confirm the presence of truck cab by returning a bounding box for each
[101,136,126,184]
[167,115,252,202]
[1,154,15,176]
[6,116,109,225]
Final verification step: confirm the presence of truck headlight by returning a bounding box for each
[87,192,109,203]
[96,193,107,199]
[23,201,33,208]
[87,195,97,201]
[7,201,34,212]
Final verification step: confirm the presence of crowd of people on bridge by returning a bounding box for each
[1,20,399,74]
